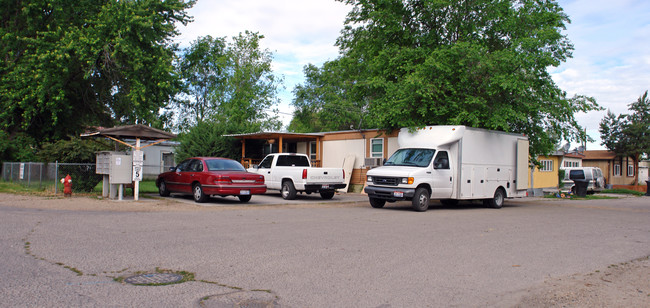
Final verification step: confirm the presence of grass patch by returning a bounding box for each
[0,180,55,195]
[0,179,158,197]
[601,189,644,196]
[92,180,158,194]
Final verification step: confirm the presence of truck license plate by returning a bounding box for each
[240,190,250,195]
[393,191,404,198]
[321,184,329,189]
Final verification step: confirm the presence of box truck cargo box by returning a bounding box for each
[365,126,529,211]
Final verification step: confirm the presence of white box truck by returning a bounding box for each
[364,126,529,211]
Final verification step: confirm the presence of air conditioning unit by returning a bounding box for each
[364,157,382,168]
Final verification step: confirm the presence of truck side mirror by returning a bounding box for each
[252,164,259,169]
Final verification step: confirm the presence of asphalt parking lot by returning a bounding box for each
[0,193,648,307]
[160,190,371,206]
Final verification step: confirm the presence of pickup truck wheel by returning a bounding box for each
[484,188,505,209]
[238,195,252,202]
[158,180,170,197]
[281,181,297,200]
[369,198,385,208]
[411,187,430,212]
[320,191,335,199]
[193,183,207,203]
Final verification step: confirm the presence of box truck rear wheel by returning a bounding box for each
[484,188,505,209]
[411,188,430,212]
[369,197,385,208]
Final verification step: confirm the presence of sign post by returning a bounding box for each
[132,139,144,201]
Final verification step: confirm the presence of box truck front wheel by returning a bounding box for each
[369,197,385,208]
[411,188,430,212]
[484,188,505,209]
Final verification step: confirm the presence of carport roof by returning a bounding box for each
[82,124,177,140]
[224,131,324,140]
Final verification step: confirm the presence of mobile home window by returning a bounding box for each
[309,141,317,161]
[614,164,621,176]
[627,164,634,177]
[540,160,553,172]
[371,138,384,158]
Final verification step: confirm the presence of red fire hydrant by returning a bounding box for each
[60,174,72,197]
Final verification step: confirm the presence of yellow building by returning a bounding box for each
[529,155,560,190]
[529,152,584,191]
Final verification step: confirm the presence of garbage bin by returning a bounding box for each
[646,180,650,196]
[573,179,588,197]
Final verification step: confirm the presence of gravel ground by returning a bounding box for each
[1,192,648,307]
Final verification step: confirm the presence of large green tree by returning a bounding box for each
[293,0,599,156]
[0,0,194,159]
[290,59,377,132]
[174,32,281,130]
[599,91,650,185]
[174,32,282,159]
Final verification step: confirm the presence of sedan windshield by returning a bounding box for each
[205,159,246,171]
[384,148,435,167]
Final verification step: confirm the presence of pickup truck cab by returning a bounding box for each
[248,153,346,200]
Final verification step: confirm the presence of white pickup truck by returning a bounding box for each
[248,153,346,200]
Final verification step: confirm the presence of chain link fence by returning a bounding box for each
[1,162,163,194]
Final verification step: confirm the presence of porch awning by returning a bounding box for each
[224,131,324,142]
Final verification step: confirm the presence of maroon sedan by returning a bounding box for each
[156,157,266,203]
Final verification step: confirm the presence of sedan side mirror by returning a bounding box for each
[169,167,176,171]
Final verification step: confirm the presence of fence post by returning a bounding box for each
[39,163,43,189]
[54,161,58,194]
[27,163,31,187]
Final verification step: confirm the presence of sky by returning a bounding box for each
[174,0,650,151]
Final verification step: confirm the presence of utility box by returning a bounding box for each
[96,151,113,175]
[110,154,132,184]
[95,151,132,199]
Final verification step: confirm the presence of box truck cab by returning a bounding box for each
[364,126,529,211]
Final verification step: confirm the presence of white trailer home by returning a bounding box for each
[365,126,529,211]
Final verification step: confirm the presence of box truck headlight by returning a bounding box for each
[366,176,373,182]
[401,177,414,184]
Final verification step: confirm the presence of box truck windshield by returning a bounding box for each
[384,148,435,167]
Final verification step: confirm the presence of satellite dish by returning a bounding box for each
[562,143,570,152]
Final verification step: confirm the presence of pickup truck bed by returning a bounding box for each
[248,153,346,200]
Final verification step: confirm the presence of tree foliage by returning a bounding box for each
[292,0,600,155]
[0,0,194,156]
[174,32,282,131]
[599,91,650,184]
[290,60,377,132]
[173,32,282,159]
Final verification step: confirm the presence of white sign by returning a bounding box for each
[19,163,25,180]
[133,165,143,181]
[133,150,144,163]
[115,157,122,166]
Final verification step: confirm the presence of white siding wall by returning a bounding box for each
[297,142,308,155]
[322,139,365,168]
[387,137,399,158]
